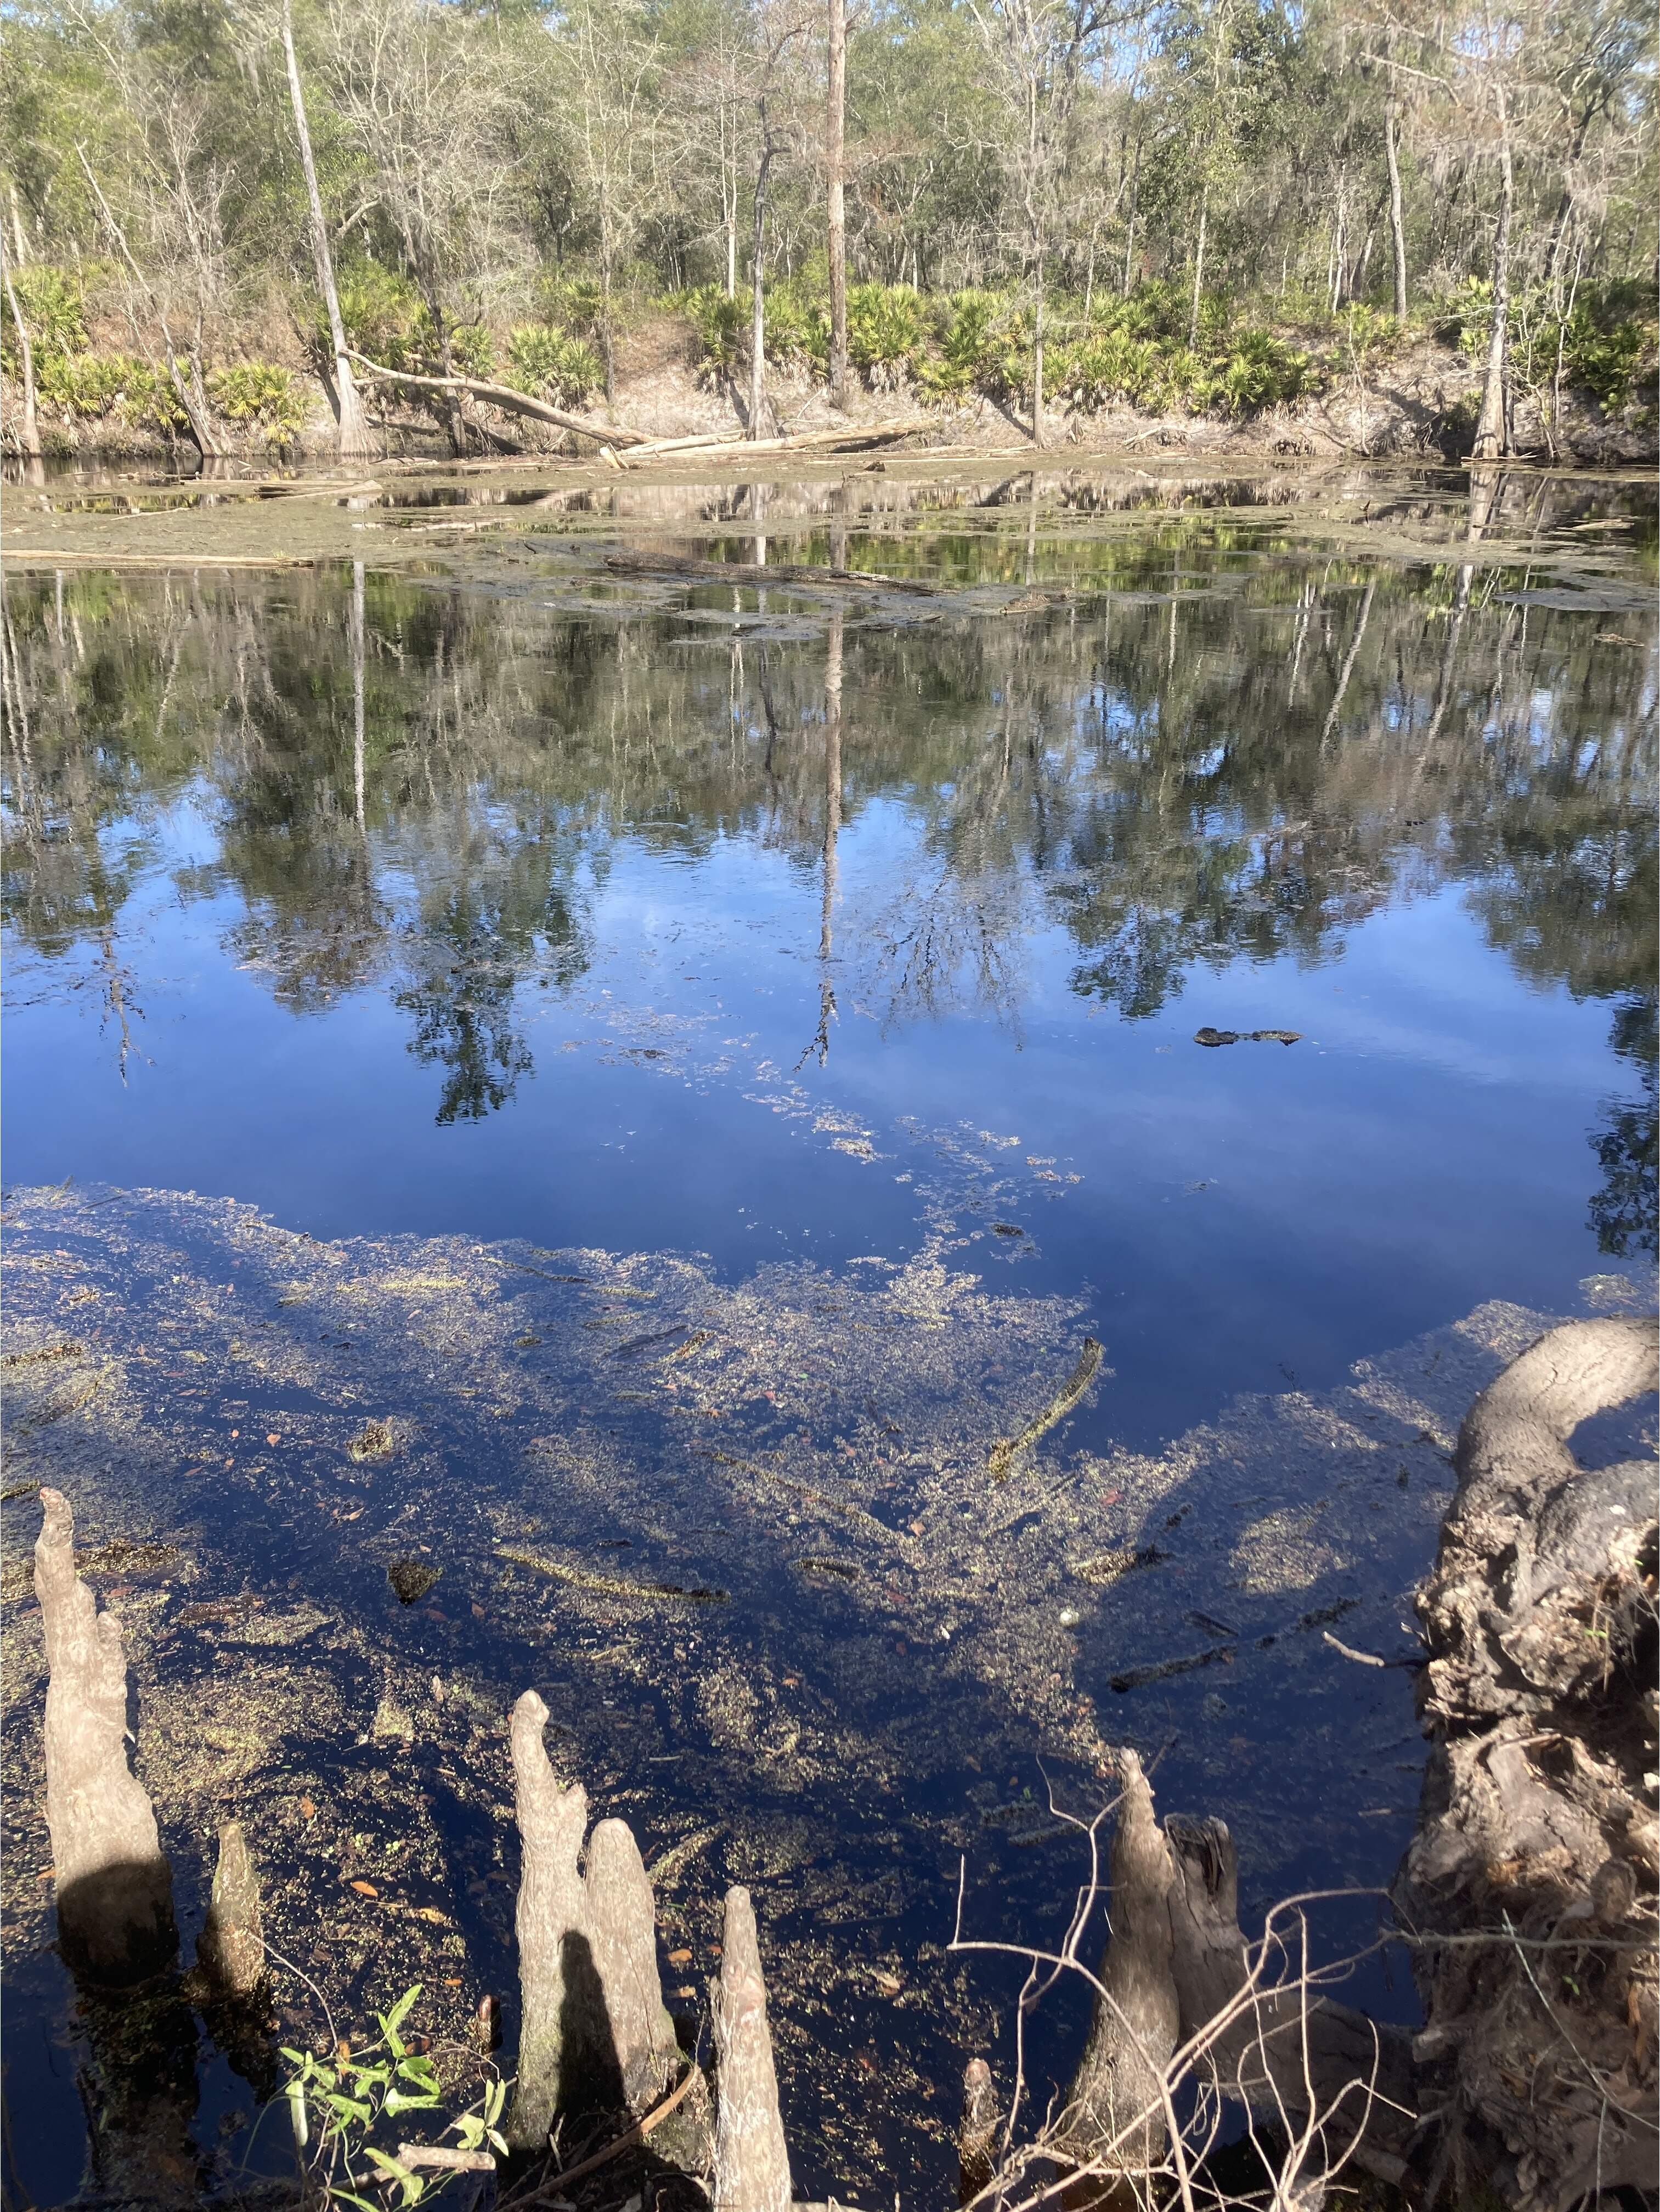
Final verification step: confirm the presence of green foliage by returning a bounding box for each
[33,351,185,430]
[279,1984,509,2210]
[537,273,605,341]
[1057,326,1162,409]
[846,283,930,385]
[2,263,89,355]
[1205,327,1318,414]
[504,322,603,405]
[325,262,427,373]
[207,362,305,445]
[1465,277,1659,417]
[448,323,495,380]
[763,279,829,371]
[681,284,746,379]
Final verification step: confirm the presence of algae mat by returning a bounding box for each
[3,1180,1646,2195]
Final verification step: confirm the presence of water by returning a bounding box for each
[2,459,1654,2202]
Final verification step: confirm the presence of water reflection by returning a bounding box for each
[2,517,1655,1246]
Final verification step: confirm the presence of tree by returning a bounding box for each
[827,0,849,404]
[280,0,372,460]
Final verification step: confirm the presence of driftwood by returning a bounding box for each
[505,1688,599,2149]
[1396,1315,1658,2212]
[346,351,649,448]
[1062,1750,1179,2170]
[35,1487,178,1987]
[602,549,941,597]
[958,2056,1001,2202]
[195,1820,265,1999]
[711,1886,792,2212]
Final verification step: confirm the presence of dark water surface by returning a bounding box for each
[2,459,1655,2202]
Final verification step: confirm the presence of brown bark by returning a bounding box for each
[827,0,849,409]
[196,1820,264,1999]
[35,1487,177,1988]
[584,1816,680,2112]
[281,0,373,462]
[711,1886,792,2212]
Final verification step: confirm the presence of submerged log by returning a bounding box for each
[1397,1315,1658,2211]
[711,1885,792,2212]
[1061,1749,1179,2170]
[506,1689,603,2150]
[35,1487,177,1987]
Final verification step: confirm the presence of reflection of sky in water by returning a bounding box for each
[6,557,1655,1451]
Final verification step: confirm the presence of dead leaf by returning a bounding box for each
[349,1880,379,1899]
[667,1947,692,1965]
[266,1433,280,1447]
[413,1906,449,1925]
[300,1796,317,1820]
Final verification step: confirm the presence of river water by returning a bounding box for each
[2,456,1654,2203]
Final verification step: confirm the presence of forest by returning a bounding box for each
[0,0,1655,462]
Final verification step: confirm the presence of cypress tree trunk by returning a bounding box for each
[282,0,372,461]
[827,0,849,409]
[1472,90,1514,461]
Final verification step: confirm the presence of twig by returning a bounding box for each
[513,2065,700,2203]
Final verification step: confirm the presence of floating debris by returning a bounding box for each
[497,1546,727,1605]
[348,1418,396,1462]
[388,1559,442,1604]
[1193,1027,1301,1047]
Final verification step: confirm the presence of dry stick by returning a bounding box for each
[513,2064,701,2202]
[346,352,647,447]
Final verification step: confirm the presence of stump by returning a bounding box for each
[196,1820,265,1999]
[958,2056,1000,2203]
[34,1487,177,1987]
[1062,1750,1179,2171]
[505,1688,605,2150]
[711,1886,792,2212]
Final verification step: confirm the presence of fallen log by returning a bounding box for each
[345,351,648,448]
[602,549,941,597]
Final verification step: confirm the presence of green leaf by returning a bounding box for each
[397,2056,439,2086]
[487,2129,509,2155]
[324,2093,374,2126]
[329,2192,381,2212]
[383,2087,443,2117]
[383,1984,423,2037]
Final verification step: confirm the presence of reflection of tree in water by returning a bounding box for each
[1,531,1653,1195]
[1588,996,1657,1257]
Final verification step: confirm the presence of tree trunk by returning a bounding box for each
[505,1689,597,2150]
[749,122,775,439]
[827,0,849,409]
[1471,91,1513,461]
[2,229,42,459]
[1030,247,1046,448]
[281,0,373,462]
[1188,193,1207,348]
[1386,101,1409,321]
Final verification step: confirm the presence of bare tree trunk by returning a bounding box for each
[281,0,372,461]
[2,227,42,459]
[1386,101,1409,320]
[1188,191,1208,348]
[1472,89,1513,461]
[749,115,776,439]
[7,178,28,267]
[827,0,849,409]
[1030,246,1046,448]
